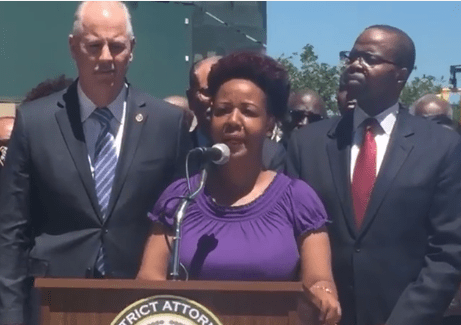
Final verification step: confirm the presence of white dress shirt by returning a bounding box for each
[78,83,127,175]
[350,102,399,180]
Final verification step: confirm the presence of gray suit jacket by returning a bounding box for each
[0,81,192,323]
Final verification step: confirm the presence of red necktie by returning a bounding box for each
[352,118,378,228]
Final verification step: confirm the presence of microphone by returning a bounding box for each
[190,143,230,165]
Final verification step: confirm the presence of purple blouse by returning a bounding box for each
[148,173,328,281]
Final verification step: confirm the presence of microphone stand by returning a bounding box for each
[170,166,208,280]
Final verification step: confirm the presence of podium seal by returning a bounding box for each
[111,295,223,325]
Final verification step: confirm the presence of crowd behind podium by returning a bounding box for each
[1,2,461,325]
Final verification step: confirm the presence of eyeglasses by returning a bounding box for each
[340,51,400,67]
[289,110,324,123]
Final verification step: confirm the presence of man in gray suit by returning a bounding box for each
[0,2,191,323]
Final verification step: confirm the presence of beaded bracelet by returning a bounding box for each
[311,284,334,295]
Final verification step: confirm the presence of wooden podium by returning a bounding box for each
[35,278,311,325]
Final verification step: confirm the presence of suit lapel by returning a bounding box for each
[55,82,101,220]
[105,87,148,221]
[326,112,358,238]
[358,107,415,238]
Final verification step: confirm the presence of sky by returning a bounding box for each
[266,1,461,87]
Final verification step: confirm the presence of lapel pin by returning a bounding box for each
[135,113,144,122]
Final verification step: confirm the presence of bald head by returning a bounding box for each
[189,56,222,91]
[69,1,135,107]
[0,116,15,147]
[411,94,453,118]
[72,1,134,40]
[289,89,327,117]
[164,96,189,110]
[287,89,327,130]
[365,25,415,75]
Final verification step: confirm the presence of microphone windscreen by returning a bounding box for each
[212,143,230,165]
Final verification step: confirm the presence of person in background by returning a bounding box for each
[164,95,196,132]
[138,51,341,325]
[23,74,74,103]
[337,71,357,115]
[287,25,461,325]
[410,93,456,131]
[410,97,461,325]
[0,116,14,171]
[1,76,76,179]
[187,55,286,171]
[186,56,222,148]
[280,89,328,148]
[0,2,191,324]
[288,89,328,129]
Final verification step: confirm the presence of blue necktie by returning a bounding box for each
[92,107,117,275]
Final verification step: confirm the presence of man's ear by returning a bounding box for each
[129,38,136,62]
[69,34,77,60]
[396,67,409,86]
[266,114,276,136]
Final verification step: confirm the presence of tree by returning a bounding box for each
[400,75,445,106]
[278,44,341,114]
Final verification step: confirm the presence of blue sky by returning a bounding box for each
[267,1,461,85]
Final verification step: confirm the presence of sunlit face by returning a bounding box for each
[69,5,134,92]
[210,79,273,159]
[288,94,324,129]
[345,28,404,115]
[187,59,219,134]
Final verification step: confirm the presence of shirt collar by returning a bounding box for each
[353,102,399,135]
[78,82,127,123]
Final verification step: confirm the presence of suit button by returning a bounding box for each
[355,247,361,253]
[104,229,108,234]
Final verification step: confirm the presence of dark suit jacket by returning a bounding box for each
[262,137,286,171]
[286,107,461,325]
[0,81,192,323]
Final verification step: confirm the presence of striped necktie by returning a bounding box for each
[92,107,117,275]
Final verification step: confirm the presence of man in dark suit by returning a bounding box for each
[280,89,328,149]
[287,25,461,325]
[0,2,191,324]
[0,116,14,173]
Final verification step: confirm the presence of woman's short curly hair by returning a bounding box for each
[207,51,290,120]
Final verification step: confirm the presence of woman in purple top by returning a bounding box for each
[138,52,341,325]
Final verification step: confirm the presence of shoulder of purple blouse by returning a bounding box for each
[283,174,330,220]
[285,175,320,199]
[164,173,202,197]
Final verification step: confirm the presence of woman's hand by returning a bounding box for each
[299,229,341,324]
[304,282,341,325]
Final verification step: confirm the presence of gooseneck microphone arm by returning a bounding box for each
[170,167,208,280]
[170,143,229,281]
